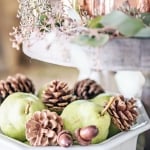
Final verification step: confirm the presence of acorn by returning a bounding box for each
[75,125,99,146]
[57,130,73,147]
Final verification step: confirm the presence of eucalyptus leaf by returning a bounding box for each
[134,27,150,38]
[88,16,103,28]
[141,13,150,26]
[101,11,145,37]
[72,34,109,47]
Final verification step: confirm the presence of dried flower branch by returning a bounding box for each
[10,0,150,50]
[10,0,83,50]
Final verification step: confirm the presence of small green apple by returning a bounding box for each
[61,100,111,144]
[91,93,113,107]
[0,92,46,142]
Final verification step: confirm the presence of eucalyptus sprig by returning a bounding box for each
[73,10,150,47]
[118,0,150,26]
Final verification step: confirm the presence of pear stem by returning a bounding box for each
[25,102,31,115]
[101,96,115,116]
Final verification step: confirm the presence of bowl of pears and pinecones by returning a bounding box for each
[6,0,150,149]
[0,73,145,149]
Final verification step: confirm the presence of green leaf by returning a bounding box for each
[134,27,150,38]
[141,13,150,26]
[88,16,103,28]
[39,14,48,25]
[72,34,109,47]
[101,10,145,37]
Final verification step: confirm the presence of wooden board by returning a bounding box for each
[97,38,150,71]
[23,37,150,71]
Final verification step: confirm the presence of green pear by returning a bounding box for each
[108,123,120,138]
[37,83,48,100]
[61,100,111,144]
[24,141,30,145]
[91,93,113,107]
[0,92,46,142]
[91,93,120,137]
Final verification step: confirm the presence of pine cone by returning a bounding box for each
[107,96,138,131]
[73,78,104,100]
[42,80,76,114]
[0,73,35,104]
[25,109,63,146]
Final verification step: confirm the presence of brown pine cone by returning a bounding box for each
[0,73,35,104]
[42,80,76,114]
[25,109,63,146]
[107,96,138,131]
[73,78,104,100]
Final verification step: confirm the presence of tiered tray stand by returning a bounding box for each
[22,37,150,150]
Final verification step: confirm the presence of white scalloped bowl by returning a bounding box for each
[0,99,150,150]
